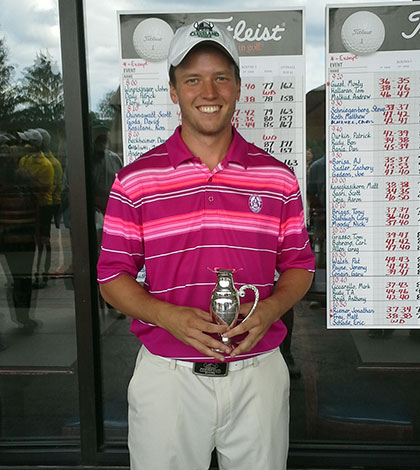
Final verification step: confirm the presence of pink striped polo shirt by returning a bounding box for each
[97,127,315,361]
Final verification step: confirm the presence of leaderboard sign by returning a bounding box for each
[326,3,420,328]
[118,10,306,190]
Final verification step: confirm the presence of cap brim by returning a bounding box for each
[172,39,235,68]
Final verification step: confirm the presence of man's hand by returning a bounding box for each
[156,304,231,361]
[222,268,314,357]
[222,299,279,358]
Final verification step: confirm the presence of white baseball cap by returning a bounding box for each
[17,129,43,148]
[167,21,239,73]
[36,128,51,147]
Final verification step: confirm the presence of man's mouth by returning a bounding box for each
[198,105,221,113]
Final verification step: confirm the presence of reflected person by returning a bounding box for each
[37,128,63,230]
[18,129,54,288]
[0,134,37,334]
[307,153,326,267]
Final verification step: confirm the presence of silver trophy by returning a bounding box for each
[210,268,259,347]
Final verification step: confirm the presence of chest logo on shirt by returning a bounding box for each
[248,195,263,213]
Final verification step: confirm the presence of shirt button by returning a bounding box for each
[208,196,214,202]
[208,177,213,183]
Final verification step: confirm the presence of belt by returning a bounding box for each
[154,349,277,377]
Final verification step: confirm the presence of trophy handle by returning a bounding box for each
[238,284,259,323]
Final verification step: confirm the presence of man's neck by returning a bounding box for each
[180,127,233,171]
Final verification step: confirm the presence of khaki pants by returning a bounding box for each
[128,346,290,470]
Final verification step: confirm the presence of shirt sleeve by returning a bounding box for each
[276,173,315,274]
[97,174,144,283]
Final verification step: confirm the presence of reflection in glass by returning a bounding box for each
[299,84,420,444]
[89,100,137,442]
[0,4,78,440]
[82,0,420,450]
[0,139,37,333]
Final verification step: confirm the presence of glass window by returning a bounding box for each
[0,2,79,440]
[84,0,419,455]
[300,1,420,445]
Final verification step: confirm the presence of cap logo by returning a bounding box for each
[191,21,220,39]
[249,195,263,214]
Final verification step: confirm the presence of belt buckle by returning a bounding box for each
[192,362,228,377]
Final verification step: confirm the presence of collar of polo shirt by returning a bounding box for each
[167,126,249,169]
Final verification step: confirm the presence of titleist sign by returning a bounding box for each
[200,16,286,42]
[401,11,420,39]
[227,20,285,42]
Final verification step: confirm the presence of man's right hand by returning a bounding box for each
[156,304,231,361]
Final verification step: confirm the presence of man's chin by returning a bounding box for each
[196,122,232,137]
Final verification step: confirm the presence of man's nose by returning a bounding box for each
[201,79,217,99]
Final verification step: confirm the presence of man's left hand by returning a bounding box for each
[222,269,314,358]
[222,299,279,358]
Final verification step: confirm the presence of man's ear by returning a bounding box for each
[169,82,178,105]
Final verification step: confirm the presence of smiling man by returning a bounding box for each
[97,21,315,470]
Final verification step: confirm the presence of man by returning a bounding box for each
[18,129,54,288]
[307,152,326,270]
[97,21,315,470]
[0,134,37,336]
[36,128,63,229]
[91,125,123,216]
